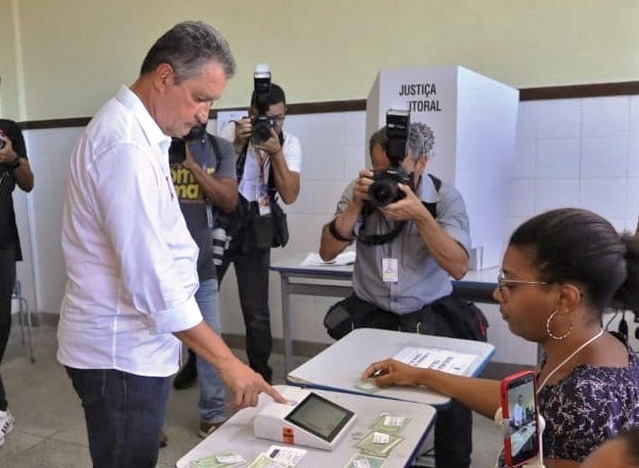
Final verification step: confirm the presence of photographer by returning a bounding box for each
[0,73,34,447]
[169,127,238,439]
[218,81,301,383]
[319,121,473,467]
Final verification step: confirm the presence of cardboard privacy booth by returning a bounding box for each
[366,65,518,269]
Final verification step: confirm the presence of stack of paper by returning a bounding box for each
[301,250,356,267]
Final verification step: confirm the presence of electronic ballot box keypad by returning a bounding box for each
[254,387,357,451]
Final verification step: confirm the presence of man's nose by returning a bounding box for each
[196,106,209,125]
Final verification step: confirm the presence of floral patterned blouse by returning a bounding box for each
[538,347,639,462]
[499,344,639,466]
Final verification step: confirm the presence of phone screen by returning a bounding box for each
[501,371,539,466]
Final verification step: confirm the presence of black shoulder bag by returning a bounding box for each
[220,138,289,251]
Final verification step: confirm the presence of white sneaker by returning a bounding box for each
[0,410,14,444]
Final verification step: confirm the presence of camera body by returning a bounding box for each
[251,115,278,145]
[368,109,411,207]
[168,126,206,164]
[251,64,274,145]
[369,165,411,208]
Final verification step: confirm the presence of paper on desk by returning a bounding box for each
[301,251,356,267]
[393,346,476,375]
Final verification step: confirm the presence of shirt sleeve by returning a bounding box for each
[436,183,472,254]
[335,180,356,216]
[282,133,302,173]
[90,140,202,333]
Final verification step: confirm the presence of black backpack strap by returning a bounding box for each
[207,133,222,170]
[235,142,249,181]
[422,174,441,219]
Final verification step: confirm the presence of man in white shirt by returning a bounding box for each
[512,394,524,428]
[58,21,284,468]
[218,83,301,383]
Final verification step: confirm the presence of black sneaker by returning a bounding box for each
[173,352,197,390]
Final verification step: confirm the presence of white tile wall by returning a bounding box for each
[14,95,639,365]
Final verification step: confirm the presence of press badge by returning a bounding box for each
[382,258,399,283]
[256,183,271,216]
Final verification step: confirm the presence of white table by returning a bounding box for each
[287,328,495,407]
[175,385,437,468]
[270,253,499,372]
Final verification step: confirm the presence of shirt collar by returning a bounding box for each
[115,86,172,153]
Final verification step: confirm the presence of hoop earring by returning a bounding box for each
[546,309,573,341]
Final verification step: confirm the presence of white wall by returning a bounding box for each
[14,94,639,365]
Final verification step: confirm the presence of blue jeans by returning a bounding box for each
[195,278,227,423]
[65,367,170,468]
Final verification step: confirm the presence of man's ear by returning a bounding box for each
[153,63,174,91]
[415,155,428,175]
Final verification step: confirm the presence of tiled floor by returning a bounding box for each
[0,323,503,467]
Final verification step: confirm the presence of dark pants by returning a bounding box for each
[65,367,170,468]
[0,248,16,412]
[346,294,473,468]
[217,247,273,383]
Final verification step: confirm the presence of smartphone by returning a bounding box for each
[500,370,540,467]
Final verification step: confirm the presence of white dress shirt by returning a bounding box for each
[58,86,203,377]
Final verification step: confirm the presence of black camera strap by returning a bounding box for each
[357,174,441,245]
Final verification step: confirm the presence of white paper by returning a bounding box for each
[372,432,390,444]
[215,110,248,136]
[300,251,356,267]
[266,445,307,467]
[393,346,476,375]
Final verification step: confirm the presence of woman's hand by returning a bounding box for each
[361,358,423,387]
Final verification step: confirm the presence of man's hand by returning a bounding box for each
[253,127,282,156]
[233,117,252,151]
[353,169,375,207]
[361,358,422,388]
[216,356,287,409]
[0,133,18,165]
[182,143,197,170]
[380,183,429,222]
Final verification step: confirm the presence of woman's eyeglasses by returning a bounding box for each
[497,271,548,294]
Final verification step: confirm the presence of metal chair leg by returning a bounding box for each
[14,295,35,363]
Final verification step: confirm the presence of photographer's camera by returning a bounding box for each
[250,64,275,145]
[369,166,411,207]
[368,109,411,207]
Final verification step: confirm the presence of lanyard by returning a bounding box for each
[256,148,269,184]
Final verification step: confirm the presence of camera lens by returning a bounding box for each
[251,118,273,144]
[370,178,399,207]
[212,228,229,266]
[369,167,410,207]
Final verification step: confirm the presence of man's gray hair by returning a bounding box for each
[140,21,236,83]
[369,122,435,162]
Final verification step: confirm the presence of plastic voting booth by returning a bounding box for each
[366,65,519,269]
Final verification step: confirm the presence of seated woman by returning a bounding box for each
[581,426,639,467]
[362,208,639,467]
